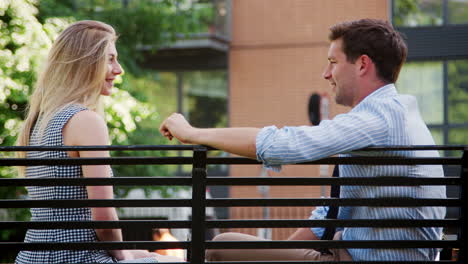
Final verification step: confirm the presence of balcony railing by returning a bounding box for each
[0,145,466,264]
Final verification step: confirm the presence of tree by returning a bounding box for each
[0,0,67,237]
[0,0,215,253]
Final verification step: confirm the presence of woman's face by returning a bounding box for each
[101,42,122,96]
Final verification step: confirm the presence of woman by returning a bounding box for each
[15,20,182,263]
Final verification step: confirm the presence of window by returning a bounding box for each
[183,71,228,129]
[448,60,468,123]
[396,60,468,150]
[153,70,229,175]
[396,61,443,125]
[393,0,443,27]
[393,0,468,152]
[448,60,468,149]
[393,0,468,26]
[448,0,468,24]
[149,70,228,130]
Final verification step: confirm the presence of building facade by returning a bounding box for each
[227,0,389,239]
[145,0,468,240]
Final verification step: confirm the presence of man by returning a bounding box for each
[160,19,446,261]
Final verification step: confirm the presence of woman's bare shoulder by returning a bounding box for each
[63,110,109,145]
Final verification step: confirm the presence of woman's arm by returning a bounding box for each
[63,110,132,260]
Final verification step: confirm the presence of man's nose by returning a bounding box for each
[322,68,331,80]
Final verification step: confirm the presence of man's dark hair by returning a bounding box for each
[329,19,407,83]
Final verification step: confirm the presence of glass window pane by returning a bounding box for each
[449,128,468,144]
[396,61,444,125]
[149,72,178,119]
[183,71,228,128]
[448,0,468,24]
[428,128,445,156]
[393,0,443,27]
[429,128,444,145]
[448,127,468,156]
[213,0,231,38]
[448,60,468,124]
[181,70,228,174]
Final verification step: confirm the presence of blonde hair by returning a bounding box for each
[16,20,117,174]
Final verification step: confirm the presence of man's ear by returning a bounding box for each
[356,54,373,76]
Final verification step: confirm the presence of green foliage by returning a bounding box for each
[393,0,418,26]
[35,0,214,184]
[0,0,57,245]
[1,0,60,146]
[184,71,228,128]
[0,0,215,250]
[448,0,468,24]
[394,0,468,26]
[103,79,182,198]
[38,0,214,75]
[393,0,443,27]
[446,60,468,156]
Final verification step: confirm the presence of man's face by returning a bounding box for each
[322,39,358,107]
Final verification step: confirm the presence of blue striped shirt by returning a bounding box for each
[256,84,446,261]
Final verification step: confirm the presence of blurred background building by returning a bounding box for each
[1,2,467,261]
[143,0,468,240]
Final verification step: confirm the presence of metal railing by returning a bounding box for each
[0,145,466,264]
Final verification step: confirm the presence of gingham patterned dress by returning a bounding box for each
[16,104,157,264]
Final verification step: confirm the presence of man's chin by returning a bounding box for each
[335,95,344,106]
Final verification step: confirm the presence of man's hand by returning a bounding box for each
[160,113,198,144]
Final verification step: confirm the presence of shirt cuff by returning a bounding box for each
[309,206,329,238]
[256,126,282,172]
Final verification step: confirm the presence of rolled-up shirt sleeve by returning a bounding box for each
[308,205,352,238]
[308,206,329,238]
[256,125,283,171]
[255,107,388,171]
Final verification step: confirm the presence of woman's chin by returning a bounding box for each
[100,86,112,96]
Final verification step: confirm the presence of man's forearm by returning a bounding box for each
[192,127,261,159]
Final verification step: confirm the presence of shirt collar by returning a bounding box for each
[366,83,398,99]
[353,83,397,108]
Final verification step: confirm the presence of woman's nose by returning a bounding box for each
[113,63,122,75]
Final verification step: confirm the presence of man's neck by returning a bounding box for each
[352,80,389,107]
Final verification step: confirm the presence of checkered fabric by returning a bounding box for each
[16,104,158,264]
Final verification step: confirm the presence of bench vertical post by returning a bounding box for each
[190,145,207,264]
[459,148,467,262]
